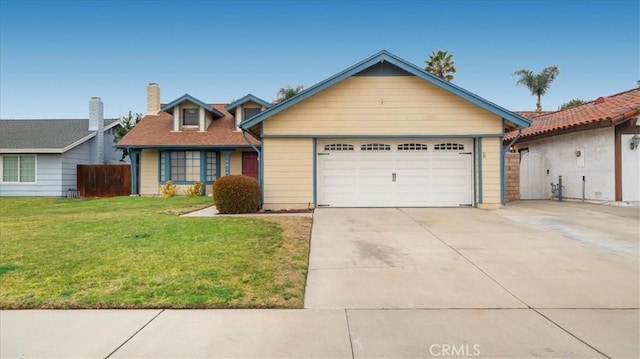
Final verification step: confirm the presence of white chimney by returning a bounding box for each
[89,97,104,164]
[147,83,160,115]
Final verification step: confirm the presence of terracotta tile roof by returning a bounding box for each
[505,88,640,141]
[117,104,259,148]
[513,111,553,119]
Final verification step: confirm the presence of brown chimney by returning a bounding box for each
[147,83,160,115]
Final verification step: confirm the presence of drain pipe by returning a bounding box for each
[582,176,585,202]
[241,129,263,205]
[558,175,563,202]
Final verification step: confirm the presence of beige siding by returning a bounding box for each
[263,76,502,136]
[480,137,502,207]
[140,149,159,196]
[230,151,242,175]
[263,138,314,209]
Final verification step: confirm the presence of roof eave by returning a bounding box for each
[240,50,531,132]
[161,94,225,118]
[225,94,272,111]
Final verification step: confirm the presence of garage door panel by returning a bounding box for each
[317,139,473,207]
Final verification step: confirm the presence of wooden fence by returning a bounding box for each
[77,164,131,197]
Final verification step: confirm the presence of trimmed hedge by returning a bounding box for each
[213,175,260,214]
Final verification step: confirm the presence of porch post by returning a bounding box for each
[200,150,207,195]
[130,149,138,196]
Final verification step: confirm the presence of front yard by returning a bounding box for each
[0,197,311,309]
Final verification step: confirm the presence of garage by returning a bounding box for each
[317,139,474,207]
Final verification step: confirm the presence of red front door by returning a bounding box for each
[242,152,259,179]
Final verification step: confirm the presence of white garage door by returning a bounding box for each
[317,139,474,207]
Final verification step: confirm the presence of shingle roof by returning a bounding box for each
[505,88,640,141]
[0,119,119,152]
[116,104,259,148]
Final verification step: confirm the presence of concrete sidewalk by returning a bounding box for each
[3,308,638,358]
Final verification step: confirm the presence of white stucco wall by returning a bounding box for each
[518,127,615,201]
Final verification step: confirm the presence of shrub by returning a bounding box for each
[185,181,203,197]
[160,180,177,197]
[213,175,260,214]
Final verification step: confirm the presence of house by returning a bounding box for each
[0,97,123,197]
[120,50,531,209]
[505,87,640,202]
[116,84,266,196]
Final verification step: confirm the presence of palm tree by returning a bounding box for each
[274,85,304,104]
[425,50,456,82]
[513,66,560,112]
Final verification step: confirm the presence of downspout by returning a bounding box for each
[502,129,522,205]
[241,129,263,206]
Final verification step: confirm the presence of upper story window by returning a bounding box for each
[243,108,261,121]
[183,108,199,126]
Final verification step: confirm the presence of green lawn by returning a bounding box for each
[0,197,311,309]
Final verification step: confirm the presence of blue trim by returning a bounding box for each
[200,150,207,195]
[478,138,483,204]
[164,151,170,183]
[161,94,224,118]
[221,150,233,175]
[225,94,271,111]
[313,138,317,206]
[216,152,221,181]
[473,138,477,206]
[261,134,505,139]
[117,145,259,150]
[240,50,531,132]
[130,149,138,195]
[260,127,264,205]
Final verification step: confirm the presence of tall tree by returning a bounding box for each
[275,85,304,104]
[513,66,560,112]
[559,98,587,110]
[114,111,142,161]
[425,50,456,82]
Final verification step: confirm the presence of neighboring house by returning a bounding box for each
[116,84,267,196]
[120,50,531,209]
[0,97,122,196]
[506,88,640,202]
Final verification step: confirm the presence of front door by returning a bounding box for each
[242,152,259,179]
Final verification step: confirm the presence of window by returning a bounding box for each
[324,143,354,151]
[398,143,428,151]
[206,152,217,182]
[361,143,391,151]
[160,151,200,182]
[243,107,261,121]
[434,143,464,151]
[183,108,199,126]
[2,155,36,183]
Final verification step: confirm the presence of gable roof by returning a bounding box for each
[225,94,271,112]
[505,87,640,141]
[116,104,259,148]
[161,94,225,118]
[0,119,119,153]
[240,50,531,134]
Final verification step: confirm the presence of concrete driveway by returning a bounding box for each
[305,201,639,309]
[303,201,639,358]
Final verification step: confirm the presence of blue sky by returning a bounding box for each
[1,0,638,119]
